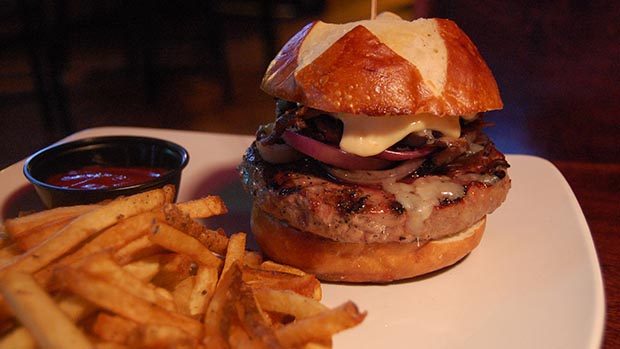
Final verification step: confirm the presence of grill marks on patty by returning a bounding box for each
[240,142,510,243]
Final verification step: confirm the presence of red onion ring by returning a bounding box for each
[326,159,424,185]
[376,146,436,161]
[282,130,392,170]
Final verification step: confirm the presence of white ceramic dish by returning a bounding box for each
[0,127,605,349]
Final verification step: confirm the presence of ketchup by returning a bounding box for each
[46,165,168,190]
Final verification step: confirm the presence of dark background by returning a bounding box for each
[1,0,618,346]
[1,0,618,168]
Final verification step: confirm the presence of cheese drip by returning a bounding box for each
[382,176,465,236]
[335,113,461,157]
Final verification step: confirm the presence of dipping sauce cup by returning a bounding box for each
[23,136,189,208]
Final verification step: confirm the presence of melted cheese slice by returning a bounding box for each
[297,13,448,96]
[383,176,465,235]
[335,113,461,157]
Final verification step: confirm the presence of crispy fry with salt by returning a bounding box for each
[260,260,306,276]
[61,210,159,264]
[0,244,20,262]
[149,223,222,269]
[0,272,91,349]
[254,288,328,319]
[121,255,162,282]
[129,324,197,349]
[204,262,243,348]
[221,232,246,278]
[92,313,138,344]
[244,251,263,268]
[3,204,98,238]
[174,196,228,218]
[275,302,366,347]
[78,253,175,312]
[0,294,95,349]
[113,235,164,265]
[0,188,168,277]
[243,267,322,300]
[57,266,203,338]
[172,276,195,316]
[0,232,11,249]
[32,211,161,289]
[0,326,36,349]
[14,216,75,251]
[188,267,218,316]
[161,204,228,255]
[237,282,282,347]
[151,253,197,290]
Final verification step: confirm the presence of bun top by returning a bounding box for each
[261,13,502,117]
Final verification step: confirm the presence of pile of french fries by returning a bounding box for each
[0,185,365,348]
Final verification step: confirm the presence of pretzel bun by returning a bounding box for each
[261,13,502,116]
[252,206,486,283]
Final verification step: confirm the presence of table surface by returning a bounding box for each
[551,161,619,348]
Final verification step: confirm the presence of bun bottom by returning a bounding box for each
[251,206,486,283]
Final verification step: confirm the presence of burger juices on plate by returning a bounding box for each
[240,13,510,283]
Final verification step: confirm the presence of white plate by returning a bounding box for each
[0,126,605,349]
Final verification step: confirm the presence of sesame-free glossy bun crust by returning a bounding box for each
[261,17,502,116]
[252,206,486,283]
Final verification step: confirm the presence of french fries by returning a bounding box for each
[0,272,91,349]
[0,187,365,348]
[0,188,169,276]
[149,223,222,269]
[275,302,366,347]
[188,267,218,316]
[92,313,138,344]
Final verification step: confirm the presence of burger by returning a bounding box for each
[239,13,510,283]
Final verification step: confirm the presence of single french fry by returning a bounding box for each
[57,294,97,322]
[174,196,228,218]
[275,302,366,347]
[0,231,12,249]
[151,254,197,290]
[260,260,306,276]
[254,288,328,319]
[243,267,322,300]
[0,271,91,349]
[162,185,176,204]
[0,292,96,349]
[203,263,243,348]
[148,223,222,269]
[94,341,130,349]
[121,255,162,282]
[172,276,195,316]
[78,253,175,312]
[188,267,218,316]
[57,266,203,338]
[228,325,253,348]
[0,188,168,277]
[3,204,98,238]
[0,243,20,262]
[128,324,197,349]
[0,326,36,349]
[244,251,263,268]
[113,235,164,265]
[92,313,139,344]
[237,282,281,346]
[161,204,228,255]
[14,216,75,251]
[221,232,246,279]
[303,340,333,349]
